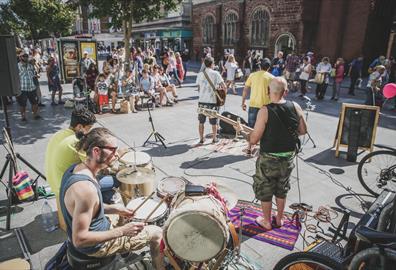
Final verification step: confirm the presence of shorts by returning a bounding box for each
[248,107,260,128]
[49,78,62,92]
[253,153,295,202]
[17,91,38,107]
[88,225,160,258]
[285,71,296,81]
[198,102,218,125]
[99,95,109,106]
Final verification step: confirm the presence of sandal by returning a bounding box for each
[271,216,282,228]
[254,217,272,231]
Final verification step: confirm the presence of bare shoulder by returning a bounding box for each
[68,180,97,202]
[292,101,303,112]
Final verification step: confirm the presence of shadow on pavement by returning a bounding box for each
[143,143,190,157]
[334,193,375,220]
[0,213,65,261]
[180,154,248,170]
[304,148,358,167]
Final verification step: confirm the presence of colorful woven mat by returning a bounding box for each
[228,200,301,251]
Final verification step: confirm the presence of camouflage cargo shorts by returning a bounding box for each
[253,153,295,202]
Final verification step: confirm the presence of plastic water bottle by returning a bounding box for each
[41,200,57,232]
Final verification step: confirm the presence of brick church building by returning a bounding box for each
[192,0,396,65]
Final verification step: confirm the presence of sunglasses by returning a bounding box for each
[98,145,118,153]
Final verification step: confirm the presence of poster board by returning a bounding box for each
[80,41,97,62]
[58,39,79,83]
[334,103,380,157]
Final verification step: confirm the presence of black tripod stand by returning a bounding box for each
[302,98,317,148]
[143,99,166,149]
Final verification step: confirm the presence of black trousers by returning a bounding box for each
[349,74,359,94]
[316,83,328,99]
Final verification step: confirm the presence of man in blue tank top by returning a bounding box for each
[59,127,164,269]
[238,77,307,230]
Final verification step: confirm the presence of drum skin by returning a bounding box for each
[157,177,186,199]
[126,197,168,225]
[164,193,229,262]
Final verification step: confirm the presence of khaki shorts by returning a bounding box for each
[253,153,295,201]
[88,224,161,258]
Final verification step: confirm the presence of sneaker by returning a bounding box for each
[58,101,65,105]
[51,101,57,106]
[193,139,204,147]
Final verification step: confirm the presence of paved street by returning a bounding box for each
[1,66,395,269]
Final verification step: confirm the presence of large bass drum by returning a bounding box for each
[163,192,229,262]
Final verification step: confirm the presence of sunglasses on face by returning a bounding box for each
[98,145,118,153]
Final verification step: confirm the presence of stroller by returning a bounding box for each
[72,77,98,113]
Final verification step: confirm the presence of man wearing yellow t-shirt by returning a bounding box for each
[241,58,274,154]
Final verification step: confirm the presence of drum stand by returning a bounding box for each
[143,100,167,149]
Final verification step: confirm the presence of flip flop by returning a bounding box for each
[271,216,282,228]
[254,217,272,231]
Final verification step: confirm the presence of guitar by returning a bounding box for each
[197,108,253,138]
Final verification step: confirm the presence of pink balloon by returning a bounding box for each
[383,83,396,99]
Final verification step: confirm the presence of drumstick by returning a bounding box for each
[144,195,168,223]
[131,192,155,214]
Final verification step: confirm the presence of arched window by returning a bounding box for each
[251,9,270,47]
[223,12,238,45]
[202,16,214,44]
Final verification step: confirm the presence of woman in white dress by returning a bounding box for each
[224,54,238,94]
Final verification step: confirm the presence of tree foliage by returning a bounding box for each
[1,0,75,40]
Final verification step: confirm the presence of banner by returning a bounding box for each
[60,40,79,82]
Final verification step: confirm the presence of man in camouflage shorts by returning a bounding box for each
[238,77,307,230]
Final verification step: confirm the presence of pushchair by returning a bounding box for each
[72,77,98,113]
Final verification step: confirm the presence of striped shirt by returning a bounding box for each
[18,62,36,92]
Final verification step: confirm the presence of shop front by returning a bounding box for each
[160,29,192,52]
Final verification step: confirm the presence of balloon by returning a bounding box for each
[383,83,396,99]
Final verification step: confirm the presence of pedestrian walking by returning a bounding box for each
[47,57,64,106]
[347,56,363,95]
[298,56,312,97]
[243,51,253,81]
[17,52,41,121]
[181,49,190,81]
[284,51,300,92]
[271,51,285,77]
[175,52,184,84]
[225,54,238,95]
[331,58,345,101]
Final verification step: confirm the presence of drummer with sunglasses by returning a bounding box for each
[59,127,164,269]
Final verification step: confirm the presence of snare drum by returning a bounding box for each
[156,177,187,203]
[126,197,168,226]
[164,192,229,262]
[119,151,154,203]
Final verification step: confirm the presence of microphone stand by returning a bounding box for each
[302,98,317,148]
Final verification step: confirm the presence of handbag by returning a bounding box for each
[314,73,325,84]
[120,100,130,113]
[203,69,226,106]
[235,68,243,80]
[12,171,35,201]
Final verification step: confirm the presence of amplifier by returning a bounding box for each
[305,239,345,264]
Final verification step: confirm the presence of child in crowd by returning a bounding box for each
[139,69,157,107]
[96,73,109,114]
[122,69,139,113]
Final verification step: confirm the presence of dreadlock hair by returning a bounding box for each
[70,104,96,128]
[75,127,114,157]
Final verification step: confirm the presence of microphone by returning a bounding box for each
[303,96,311,102]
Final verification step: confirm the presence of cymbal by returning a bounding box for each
[116,167,155,185]
[215,184,238,210]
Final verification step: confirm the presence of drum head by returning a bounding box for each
[157,177,186,197]
[126,197,167,222]
[120,151,151,166]
[166,212,226,262]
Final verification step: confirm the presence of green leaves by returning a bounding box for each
[3,0,76,40]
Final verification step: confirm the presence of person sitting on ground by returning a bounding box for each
[59,127,164,270]
[121,69,139,113]
[238,77,307,230]
[158,66,178,103]
[96,73,110,114]
[152,66,170,106]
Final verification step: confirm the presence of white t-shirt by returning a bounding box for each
[196,68,224,104]
[225,61,238,81]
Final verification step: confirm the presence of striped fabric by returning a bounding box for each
[12,171,34,201]
[228,200,301,250]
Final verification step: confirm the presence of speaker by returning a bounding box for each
[0,35,20,96]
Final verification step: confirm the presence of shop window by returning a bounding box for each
[223,12,238,45]
[251,9,270,47]
[202,16,214,44]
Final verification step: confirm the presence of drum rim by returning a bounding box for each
[119,151,152,166]
[157,177,186,197]
[164,210,228,262]
[126,198,168,222]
